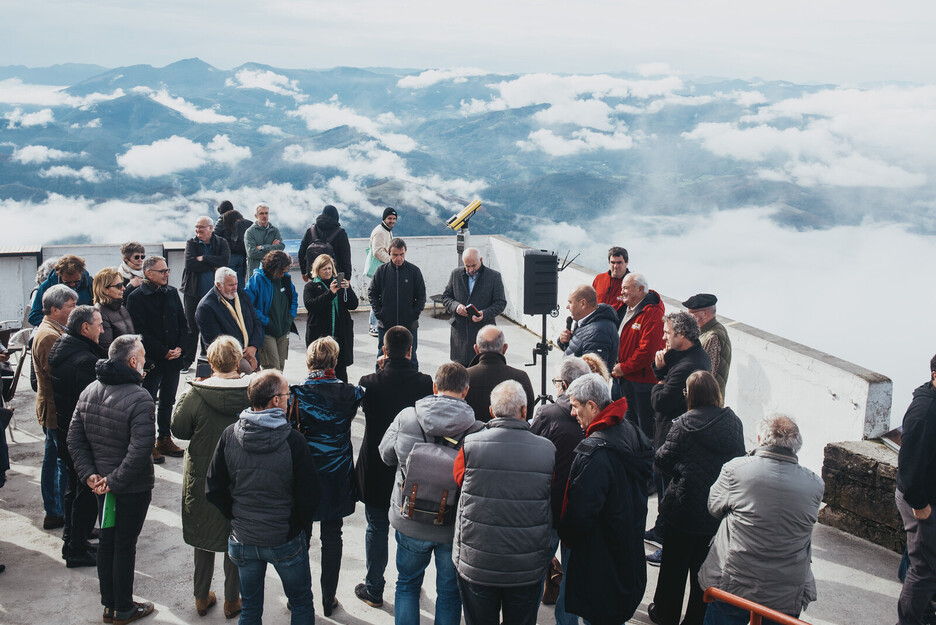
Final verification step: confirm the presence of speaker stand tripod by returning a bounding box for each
[526,310,559,408]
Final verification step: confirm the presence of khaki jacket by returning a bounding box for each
[33,317,65,429]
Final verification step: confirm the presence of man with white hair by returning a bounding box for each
[195,267,262,372]
[33,284,78,530]
[441,247,507,366]
[452,380,556,625]
[611,272,665,440]
[699,415,824,624]
[560,373,653,625]
[181,215,231,371]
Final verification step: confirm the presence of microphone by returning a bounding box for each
[566,316,573,331]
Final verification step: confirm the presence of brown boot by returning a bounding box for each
[155,436,184,457]
[152,447,165,465]
[195,591,216,616]
[223,599,241,619]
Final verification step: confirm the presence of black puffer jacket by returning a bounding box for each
[655,405,746,536]
[96,300,134,352]
[559,415,653,625]
[559,303,620,370]
[67,359,155,494]
[49,331,106,430]
[531,394,584,527]
[651,340,711,447]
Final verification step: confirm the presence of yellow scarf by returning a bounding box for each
[219,292,249,346]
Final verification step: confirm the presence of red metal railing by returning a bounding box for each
[702,587,811,625]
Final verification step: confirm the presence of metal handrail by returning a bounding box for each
[703,587,811,625]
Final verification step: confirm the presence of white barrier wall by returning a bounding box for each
[2,234,890,473]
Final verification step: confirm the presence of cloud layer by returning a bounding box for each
[117,135,251,177]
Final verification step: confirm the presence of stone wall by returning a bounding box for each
[819,440,904,553]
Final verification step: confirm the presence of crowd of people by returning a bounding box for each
[7,201,838,625]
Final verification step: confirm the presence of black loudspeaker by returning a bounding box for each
[523,250,559,315]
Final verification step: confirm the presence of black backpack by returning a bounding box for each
[305,226,342,272]
[399,421,466,526]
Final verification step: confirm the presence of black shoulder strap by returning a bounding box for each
[324,227,342,244]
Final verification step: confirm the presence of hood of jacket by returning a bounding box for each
[676,405,743,453]
[413,394,478,437]
[95,358,144,386]
[48,331,105,368]
[315,213,340,234]
[187,378,250,413]
[586,396,627,437]
[234,407,292,454]
[581,303,620,328]
[913,381,936,403]
[631,289,663,319]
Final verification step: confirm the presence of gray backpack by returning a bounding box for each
[399,422,466,526]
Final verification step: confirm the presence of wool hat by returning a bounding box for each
[682,293,718,309]
[217,200,234,215]
[322,205,339,221]
[382,207,398,220]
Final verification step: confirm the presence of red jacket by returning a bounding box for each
[592,271,627,311]
[615,290,665,384]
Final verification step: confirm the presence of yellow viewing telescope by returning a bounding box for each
[446,199,481,231]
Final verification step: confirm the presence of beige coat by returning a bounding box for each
[33,317,65,428]
[369,223,392,263]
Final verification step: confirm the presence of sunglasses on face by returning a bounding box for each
[108,283,126,290]
[63,280,81,287]
[132,254,145,260]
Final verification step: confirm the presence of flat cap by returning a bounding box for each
[682,293,717,309]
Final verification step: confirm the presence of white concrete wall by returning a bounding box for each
[1,235,891,473]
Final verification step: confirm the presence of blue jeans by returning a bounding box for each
[41,427,66,517]
[228,533,315,625]
[377,325,418,370]
[702,599,797,625]
[394,530,461,625]
[364,505,390,598]
[369,308,378,331]
[544,529,578,625]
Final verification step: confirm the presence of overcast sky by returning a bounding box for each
[3,0,935,83]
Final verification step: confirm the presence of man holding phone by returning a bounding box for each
[441,248,507,366]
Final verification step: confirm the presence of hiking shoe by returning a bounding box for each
[152,447,165,465]
[223,599,241,619]
[65,550,97,568]
[355,583,383,608]
[195,591,216,616]
[647,548,663,566]
[644,528,663,548]
[43,515,65,530]
[114,601,154,624]
[155,436,184,457]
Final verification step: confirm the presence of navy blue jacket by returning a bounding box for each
[559,303,620,371]
[194,287,263,352]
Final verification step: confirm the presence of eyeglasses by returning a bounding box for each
[62,280,81,287]
[195,225,211,230]
[552,378,564,386]
[132,254,145,260]
[108,283,125,290]
[150,268,170,275]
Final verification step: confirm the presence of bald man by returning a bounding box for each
[556,285,620,371]
[441,248,507,366]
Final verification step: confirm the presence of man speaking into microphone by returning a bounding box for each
[556,285,619,371]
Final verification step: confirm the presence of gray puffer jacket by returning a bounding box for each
[67,358,155,494]
[453,418,555,587]
[379,394,483,544]
[698,446,824,615]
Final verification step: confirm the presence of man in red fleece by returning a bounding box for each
[592,247,629,315]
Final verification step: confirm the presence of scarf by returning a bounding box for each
[218,292,249,346]
[313,277,339,336]
[119,262,144,281]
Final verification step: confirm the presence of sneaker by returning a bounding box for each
[646,547,662,566]
[113,601,154,624]
[155,436,184,457]
[354,583,383,608]
[648,602,661,624]
[368,327,379,337]
[152,447,165,465]
[643,528,663,548]
[43,515,65,530]
[180,366,191,374]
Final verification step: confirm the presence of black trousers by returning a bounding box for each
[316,519,343,604]
[652,523,713,625]
[183,294,200,368]
[57,428,97,556]
[97,490,151,614]
[457,575,541,625]
[142,360,180,438]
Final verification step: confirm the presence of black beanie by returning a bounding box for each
[382,207,398,220]
[217,200,234,215]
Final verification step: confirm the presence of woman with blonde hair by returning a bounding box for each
[93,267,134,352]
[170,335,251,620]
[303,253,358,382]
[291,336,364,616]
